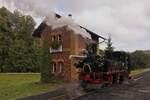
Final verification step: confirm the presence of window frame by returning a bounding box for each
[52,62,57,73]
[58,61,64,73]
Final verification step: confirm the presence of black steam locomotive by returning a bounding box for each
[74,43,131,89]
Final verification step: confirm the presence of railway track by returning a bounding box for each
[73,85,150,100]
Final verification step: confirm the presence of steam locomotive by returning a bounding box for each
[74,43,131,89]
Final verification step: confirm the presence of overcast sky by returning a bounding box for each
[0,0,150,52]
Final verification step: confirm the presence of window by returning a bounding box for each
[50,34,63,53]
[51,35,56,42]
[53,36,56,40]
[58,35,62,41]
[52,35,61,42]
[50,45,62,53]
[58,62,63,73]
[52,62,57,73]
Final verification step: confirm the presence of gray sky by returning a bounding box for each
[0,0,150,51]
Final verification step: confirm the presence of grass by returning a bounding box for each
[0,73,63,100]
[130,68,150,76]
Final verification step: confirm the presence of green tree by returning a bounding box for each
[130,50,150,69]
[0,7,40,72]
[105,35,114,52]
[0,7,14,72]
[40,36,53,83]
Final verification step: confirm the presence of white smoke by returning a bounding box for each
[44,13,91,39]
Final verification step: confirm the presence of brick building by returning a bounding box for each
[33,14,105,81]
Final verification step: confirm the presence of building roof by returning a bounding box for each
[79,26,106,40]
[32,22,47,37]
[32,13,106,40]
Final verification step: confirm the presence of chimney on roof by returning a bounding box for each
[55,13,61,19]
[68,14,72,18]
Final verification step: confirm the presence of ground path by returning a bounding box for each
[74,70,150,100]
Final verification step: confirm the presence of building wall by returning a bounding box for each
[70,34,87,80]
[40,26,98,81]
[40,26,79,81]
[52,52,71,81]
